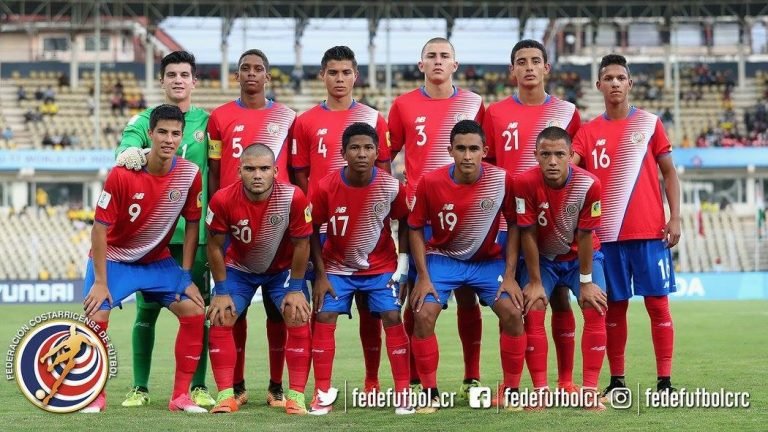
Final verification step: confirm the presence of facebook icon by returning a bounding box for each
[469,386,492,409]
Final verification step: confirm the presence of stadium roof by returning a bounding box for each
[2,1,768,25]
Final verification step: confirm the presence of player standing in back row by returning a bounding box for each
[388,37,486,398]
[572,54,681,400]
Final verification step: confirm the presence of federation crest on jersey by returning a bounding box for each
[631,131,645,144]
[455,113,469,122]
[546,120,562,128]
[194,130,205,143]
[267,122,280,137]
[269,214,285,226]
[565,204,578,216]
[479,198,495,212]
[373,201,388,216]
[168,189,182,202]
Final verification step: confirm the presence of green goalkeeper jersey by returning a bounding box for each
[116,105,210,245]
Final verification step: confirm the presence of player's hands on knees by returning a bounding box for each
[283,292,311,323]
[397,280,411,307]
[663,217,682,248]
[410,278,439,313]
[311,275,337,313]
[115,147,149,171]
[496,277,524,311]
[522,282,547,315]
[178,283,205,309]
[83,281,112,316]
[578,282,608,315]
[208,294,236,326]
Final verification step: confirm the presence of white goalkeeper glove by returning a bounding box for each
[387,253,410,288]
[116,147,150,171]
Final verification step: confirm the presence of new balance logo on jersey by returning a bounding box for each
[415,116,427,123]
[507,122,518,129]
[539,202,550,209]
[233,124,245,132]
[317,128,327,136]
[596,139,606,146]
[334,206,347,213]
[237,219,249,226]
[442,203,454,211]
[132,193,145,200]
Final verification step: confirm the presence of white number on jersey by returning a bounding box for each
[538,210,548,227]
[329,215,349,236]
[232,137,243,158]
[591,148,611,169]
[415,125,427,146]
[231,225,252,243]
[438,211,458,231]
[502,123,519,151]
[318,137,327,158]
[128,203,142,222]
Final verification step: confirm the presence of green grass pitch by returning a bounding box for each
[1,301,765,431]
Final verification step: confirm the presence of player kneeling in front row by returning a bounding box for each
[409,120,526,414]
[82,105,207,413]
[308,123,413,415]
[205,144,313,415]
[517,127,608,411]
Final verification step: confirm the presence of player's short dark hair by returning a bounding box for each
[149,104,185,130]
[238,49,270,70]
[342,122,378,152]
[241,143,276,163]
[321,46,358,71]
[535,126,571,148]
[510,39,547,64]
[421,37,455,58]
[450,120,485,146]
[161,51,197,78]
[598,54,631,79]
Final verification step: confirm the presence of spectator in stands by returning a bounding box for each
[60,133,72,147]
[43,85,55,103]
[36,187,49,207]
[2,126,13,144]
[38,267,51,281]
[291,67,303,94]
[42,133,54,147]
[661,108,674,129]
[24,108,42,123]
[110,92,125,115]
[113,79,124,95]
[34,86,44,101]
[58,72,69,90]
[17,86,27,106]
[137,92,147,110]
[40,99,59,116]
[681,134,692,148]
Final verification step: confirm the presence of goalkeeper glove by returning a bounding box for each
[116,147,150,171]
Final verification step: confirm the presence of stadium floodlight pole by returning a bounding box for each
[93,0,101,151]
[673,22,681,148]
[385,7,392,106]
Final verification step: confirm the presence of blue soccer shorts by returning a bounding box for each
[319,273,400,317]
[519,251,607,299]
[415,254,509,308]
[600,240,677,301]
[83,256,192,310]
[221,267,310,315]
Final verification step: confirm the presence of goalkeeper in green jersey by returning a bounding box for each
[115,51,215,408]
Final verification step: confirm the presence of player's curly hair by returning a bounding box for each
[149,104,185,131]
[342,122,378,152]
[450,119,485,145]
[321,46,358,71]
[536,126,571,148]
[510,39,547,64]
[239,49,270,70]
[599,54,631,79]
[161,51,197,78]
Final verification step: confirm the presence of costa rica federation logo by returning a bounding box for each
[168,188,182,202]
[11,317,114,413]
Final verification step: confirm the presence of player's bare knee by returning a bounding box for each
[316,312,339,324]
[90,310,110,322]
[454,286,478,307]
[530,298,547,311]
[493,299,524,335]
[413,304,440,338]
[169,299,204,317]
[379,310,401,327]
[550,286,572,311]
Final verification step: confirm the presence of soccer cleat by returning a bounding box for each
[582,388,607,412]
[284,389,308,415]
[308,392,333,416]
[168,394,208,413]
[234,389,249,407]
[556,382,581,405]
[600,377,627,405]
[656,377,676,393]
[395,405,416,415]
[415,389,441,414]
[266,382,286,408]
[409,381,423,395]
[80,392,106,413]
[524,388,550,411]
[458,379,482,401]
[190,387,216,407]
[364,378,381,394]
[210,396,239,414]
[490,385,523,412]
[121,387,150,407]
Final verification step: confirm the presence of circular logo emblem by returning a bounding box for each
[631,131,645,144]
[269,214,284,226]
[546,120,562,128]
[267,123,280,136]
[194,130,205,143]
[455,113,469,122]
[373,201,387,215]
[15,320,108,413]
[168,189,182,202]
[566,204,579,216]
[480,198,495,211]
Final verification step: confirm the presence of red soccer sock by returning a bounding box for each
[311,322,336,393]
[358,306,382,382]
[581,308,607,388]
[645,296,674,377]
[173,314,204,399]
[551,310,576,385]
[94,321,109,398]
[524,310,549,389]
[266,319,287,384]
[403,307,419,382]
[285,324,312,393]
[500,332,527,390]
[606,300,629,376]
[232,317,247,385]
[384,323,410,392]
[411,335,439,389]
[208,325,236,391]
[457,304,482,381]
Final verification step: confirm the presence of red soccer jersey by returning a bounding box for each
[207,100,296,188]
[515,165,601,261]
[483,94,580,176]
[206,180,313,274]
[310,168,408,275]
[572,108,671,243]
[388,87,485,206]
[291,102,390,190]
[94,158,202,264]
[408,162,514,261]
